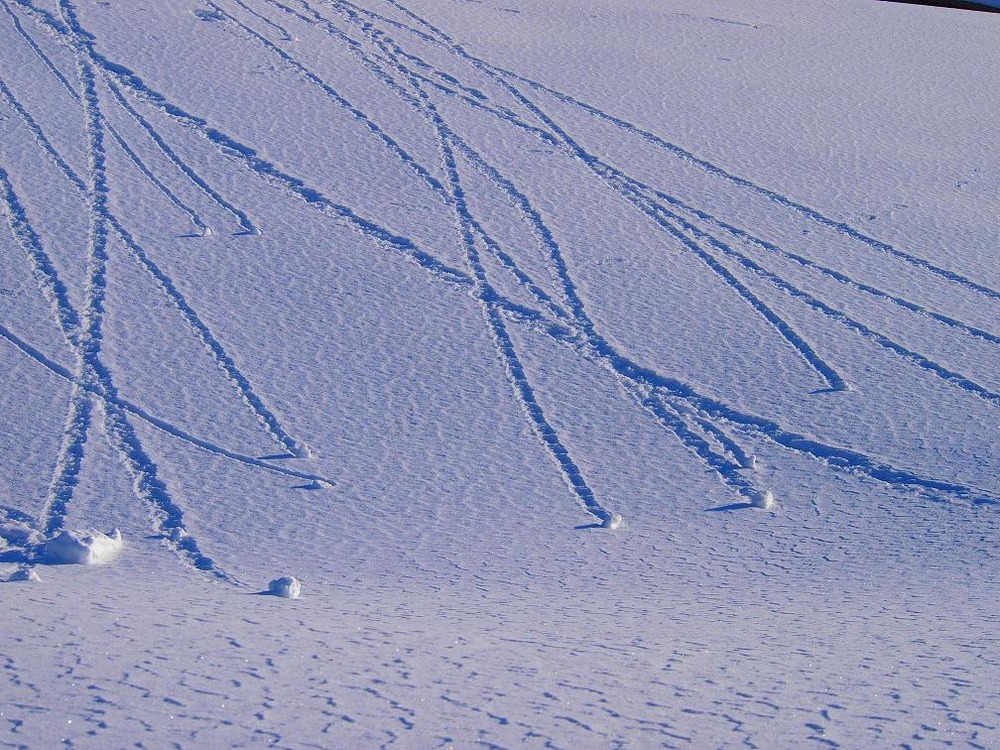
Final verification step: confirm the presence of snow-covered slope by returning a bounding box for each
[1,0,997,747]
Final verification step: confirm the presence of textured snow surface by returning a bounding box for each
[0,0,998,746]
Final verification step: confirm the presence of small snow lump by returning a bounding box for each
[751,490,775,510]
[44,528,123,565]
[268,576,301,599]
[9,567,41,582]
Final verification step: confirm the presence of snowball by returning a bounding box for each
[268,576,301,599]
[9,567,40,582]
[751,490,775,510]
[602,514,623,530]
[167,526,187,543]
[44,528,123,565]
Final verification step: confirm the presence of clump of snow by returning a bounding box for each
[1,521,39,547]
[43,529,123,565]
[602,514,623,530]
[9,567,41,582]
[268,576,301,599]
[167,527,188,543]
[751,490,775,510]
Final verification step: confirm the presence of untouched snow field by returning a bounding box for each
[1,0,998,746]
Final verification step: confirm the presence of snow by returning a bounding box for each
[43,528,123,565]
[8,566,41,582]
[0,0,998,746]
[268,575,302,598]
[602,513,623,530]
[751,489,775,511]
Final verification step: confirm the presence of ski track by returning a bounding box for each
[1,7,308,462]
[1,0,211,237]
[379,13,997,408]
[0,0,334,579]
[480,60,1000,303]
[100,74,256,235]
[30,0,237,581]
[0,0,996,588]
[0,52,308,460]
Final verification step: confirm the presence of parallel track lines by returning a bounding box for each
[0,0,994,587]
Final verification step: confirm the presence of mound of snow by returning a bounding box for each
[44,528,123,565]
[268,576,301,599]
[9,568,41,582]
[602,514,623,530]
[751,490,775,510]
[167,527,188,543]
[1,521,39,547]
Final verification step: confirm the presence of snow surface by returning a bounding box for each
[0,0,998,746]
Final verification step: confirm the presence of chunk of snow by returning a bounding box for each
[9,567,40,582]
[602,514,623,530]
[751,490,775,510]
[167,527,187,543]
[1,521,38,546]
[268,576,301,599]
[44,528,123,565]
